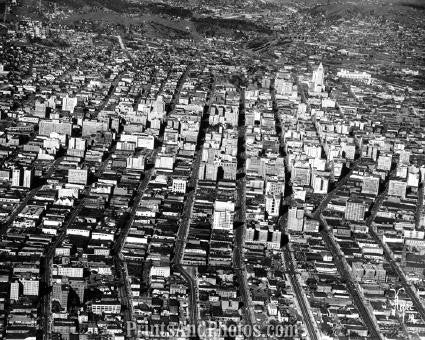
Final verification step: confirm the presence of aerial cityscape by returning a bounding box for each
[0,0,424,339]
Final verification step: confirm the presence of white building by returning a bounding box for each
[10,281,19,301]
[172,178,187,194]
[337,69,372,85]
[212,200,235,231]
[265,195,280,217]
[11,167,20,187]
[23,168,33,188]
[21,279,39,296]
[68,168,88,185]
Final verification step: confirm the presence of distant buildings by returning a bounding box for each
[337,69,372,85]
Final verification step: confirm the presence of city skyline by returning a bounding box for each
[0,0,424,340]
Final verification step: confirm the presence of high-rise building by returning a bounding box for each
[407,167,420,188]
[377,154,392,171]
[39,119,72,136]
[258,229,268,243]
[23,168,33,188]
[362,176,380,196]
[34,100,47,118]
[82,119,109,136]
[68,137,86,151]
[265,179,284,196]
[62,95,78,113]
[61,286,70,311]
[270,230,282,249]
[126,155,145,170]
[212,201,234,231]
[288,206,304,231]
[21,278,39,296]
[10,281,20,301]
[399,150,411,165]
[11,168,20,187]
[312,174,329,194]
[388,180,407,198]
[245,228,255,242]
[292,166,311,187]
[68,168,88,185]
[172,178,187,194]
[205,163,218,181]
[311,63,325,92]
[221,161,237,180]
[198,162,206,180]
[345,200,366,221]
[396,165,408,179]
[275,78,293,96]
[69,279,85,303]
[265,195,280,217]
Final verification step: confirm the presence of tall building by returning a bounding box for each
[408,170,419,188]
[265,179,284,195]
[336,69,372,85]
[68,168,88,185]
[246,228,255,242]
[10,281,20,301]
[265,195,281,217]
[82,119,109,136]
[69,279,85,303]
[221,161,237,180]
[399,150,411,165]
[39,119,72,136]
[312,63,325,92]
[292,166,311,187]
[212,201,234,232]
[275,78,293,96]
[62,95,78,113]
[288,206,304,231]
[312,174,329,194]
[11,168,20,187]
[172,178,187,194]
[21,278,39,296]
[377,155,392,171]
[362,176,380,196]
[388,180,407,198]
[23,168,33,188]
[34,100,47,118]
[345,200,366,221]
[68,137,86,151]
[126,155,145,170]
[205,163,218,181]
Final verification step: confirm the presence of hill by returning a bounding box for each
[308,0,425,24]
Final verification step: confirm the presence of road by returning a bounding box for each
[174,74,215,263]
[173,74,215,336]
[318,215,384,340]
[415,184,424,230]
[311,160,386,339]
[0,155,63,339]
[308,159,384,339]
[116,35,135,64]
[284,77,384,338]
[271,79,320,340]
[283,246,320,340]
[39,41,127,337]
[40,185,90,339]
[311,159,361,219]
[0,156,63,234]
[112,63,192,333]
[233,86,257,333]
[365,169,425,322]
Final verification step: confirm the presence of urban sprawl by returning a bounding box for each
[0,0,424,339]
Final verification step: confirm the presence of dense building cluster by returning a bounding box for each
[0,0,424,339]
